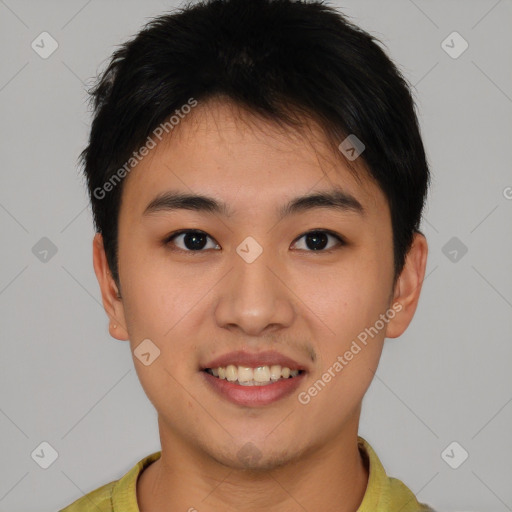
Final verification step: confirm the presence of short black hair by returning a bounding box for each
[82,0,430,290]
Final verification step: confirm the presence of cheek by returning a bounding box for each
[298,249,393,390]
[302,257,392,336]
[118,244,194,336]
[122,271,202,411]
[297,275,389,420]
[119,256,212,369]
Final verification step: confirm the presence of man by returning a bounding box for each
[61,0,435,510]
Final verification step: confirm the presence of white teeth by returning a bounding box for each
[254,366,270,382]
[269,365,282,381]
[238,366,253,383]
[206,364,301,385]
[225,364,237,382]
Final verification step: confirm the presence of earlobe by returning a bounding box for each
[385,232,428,339]
[92,233,129,341]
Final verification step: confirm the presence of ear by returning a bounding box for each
[92,233,129,341]
[385,232,428,339]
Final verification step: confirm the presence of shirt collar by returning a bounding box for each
[111,450,161,511]
[356,435,390,510]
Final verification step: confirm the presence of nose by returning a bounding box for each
[214,243,295,337]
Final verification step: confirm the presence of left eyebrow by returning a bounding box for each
[277,188,365,219]
[142,187,365,218]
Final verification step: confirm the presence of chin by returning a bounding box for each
[208,441,301,472]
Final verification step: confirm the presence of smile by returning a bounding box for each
[204,364,303,386]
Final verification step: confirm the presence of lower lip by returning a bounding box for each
[201,370,305,407]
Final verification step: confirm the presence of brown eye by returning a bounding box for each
[165,230,220,251]
[291,230,345,252]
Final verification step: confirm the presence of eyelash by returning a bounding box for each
[163,229,346,254]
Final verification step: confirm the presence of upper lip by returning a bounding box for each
[201,350,308,372]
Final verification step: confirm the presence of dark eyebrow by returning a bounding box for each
[143,191,232,217]
[278,188,365,219]
[142,188,364,218]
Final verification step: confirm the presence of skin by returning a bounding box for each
[93,99,428,512]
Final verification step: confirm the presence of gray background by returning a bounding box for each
[1,0,511,510]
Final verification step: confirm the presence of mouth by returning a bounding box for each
[203,365,305,386]
[200,350,308,406]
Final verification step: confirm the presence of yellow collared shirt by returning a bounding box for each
[59,436,435,511]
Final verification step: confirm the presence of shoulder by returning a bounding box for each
[357,436,436,512]
[58,451,161,512]
[59,481,115,512]
[387,476,436,511]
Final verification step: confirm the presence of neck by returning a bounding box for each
[137,415,369,512]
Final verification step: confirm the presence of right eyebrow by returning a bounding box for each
[143,190,233,217]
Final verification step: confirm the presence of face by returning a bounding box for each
[94,99,426,470]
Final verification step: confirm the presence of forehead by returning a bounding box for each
[120,99,388,220]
